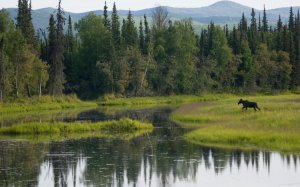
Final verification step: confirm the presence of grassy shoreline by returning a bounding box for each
[171,94,300,153]
[0,95,97,114]
[99,94,233,106]
[0,118,153,135]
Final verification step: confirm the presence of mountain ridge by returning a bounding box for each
[4,0,300,31]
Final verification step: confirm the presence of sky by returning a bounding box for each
[0,0,300,12]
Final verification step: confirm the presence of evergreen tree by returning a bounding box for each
[144,15,151,54]
[111,2,120,49]
[249,8,258,53]
[103,1,110,29]
[288,7,294,32]
[122,11,138,47]
[275,15,283,51]
[258,13,261,32]
[64,15,77,93]
[48,0,65,95]
[139,20,145,53]
[262,5,268,32]
[16,0,35,48]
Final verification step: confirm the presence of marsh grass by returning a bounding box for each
[0,129,151,143]
[171,94,300,153]
[98,94,233,106]
[0,95,97,114]
[0,118,153,135]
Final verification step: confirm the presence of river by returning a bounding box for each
[0,107,299,187]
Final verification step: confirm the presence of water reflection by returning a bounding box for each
[0,107,300,187]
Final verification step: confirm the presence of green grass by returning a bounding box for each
[0,118,153,135]
[0,95,97,114]
[171,94,300,153]
[99,94,233,106]
[0,128,152,143]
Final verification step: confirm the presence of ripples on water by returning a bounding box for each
[0,108,299,187]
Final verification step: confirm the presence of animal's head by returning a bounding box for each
[238,99,243,105]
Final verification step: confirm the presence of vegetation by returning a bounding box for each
[99,94,232,106]
[0,118,153,135]
[171,94,300,153]
[0,95,96,114]
[1,2,300,102]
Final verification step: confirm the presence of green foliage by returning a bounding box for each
[99,94,232,106]
[171,94,300,153]
[0,95,96,114]
[3,2,300,100]
[0,118,153,135]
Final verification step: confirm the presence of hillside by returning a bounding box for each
[5,1,300,32]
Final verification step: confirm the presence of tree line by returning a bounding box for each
[0,1,299,101]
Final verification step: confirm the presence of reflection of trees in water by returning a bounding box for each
[38,138,300,187]
[1,107,300,186]
[0,141,47,187]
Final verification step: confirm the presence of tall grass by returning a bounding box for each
[99,94,233,106]
[0,118,153,135]
[171,94,300,153]
[0,95,97,114]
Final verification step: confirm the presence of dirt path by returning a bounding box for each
[174,101,214,115]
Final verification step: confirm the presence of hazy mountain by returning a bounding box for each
[5,1,300,32]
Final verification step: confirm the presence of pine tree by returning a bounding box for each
[139,20,145,53]
[66,15,74,52]
[262,5,268,32]
[144,15,151,54]
[258,13,261,32]
[103,1,110,30]
[122,11,138,47]
[275,15,283,51]
[16,0,35,47]
[277,15,283,31]
[249,8,258,53]
[111,2,120,49]
[48,0,65,95]
[288,7,294,32]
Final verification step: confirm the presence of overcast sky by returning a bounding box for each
[1,0,299,12]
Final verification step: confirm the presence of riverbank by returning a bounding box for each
[171,94,300,153]
[99,94,233,106]
[0,95,97,114]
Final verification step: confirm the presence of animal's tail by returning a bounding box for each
[256,106,261,111]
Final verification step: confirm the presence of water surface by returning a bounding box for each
[0,107,299,187]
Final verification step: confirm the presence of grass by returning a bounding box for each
[0,129,152,143]
[171,94,300,153]
[0,95,97,114]
[99,94,233,106]
[0,118,153,135]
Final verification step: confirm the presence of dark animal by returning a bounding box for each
[238,99,261,111]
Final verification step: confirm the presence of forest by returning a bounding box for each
[0,0,300,101]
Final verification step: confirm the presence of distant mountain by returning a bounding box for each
[5,1,300,32]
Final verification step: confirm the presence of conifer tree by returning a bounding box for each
[103,1,110,30]
[250,8,258,53]
[139,20,145,53]
[111,2,120,49]
[16,0,36,47]
[122,11,138,47]
[288,7,294,32]
[144,15,151,54]
[48,0,65,95]
[262,5,268,32]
